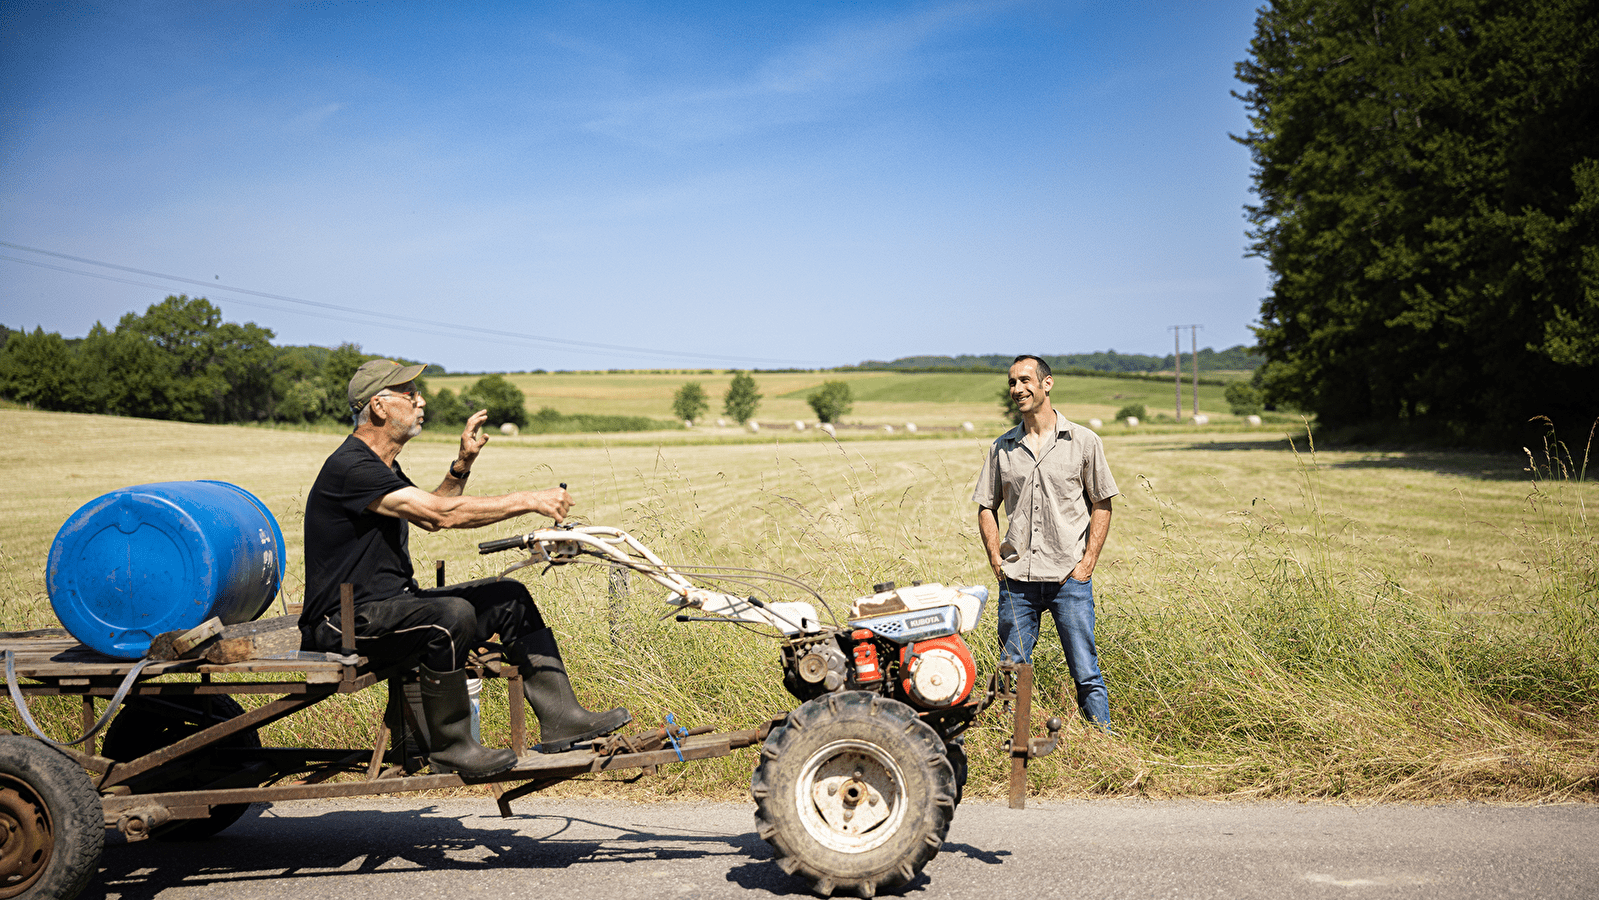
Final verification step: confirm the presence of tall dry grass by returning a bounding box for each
[1025,426,1597,801]
[483,428,1595,801]
[3,418,1594,802]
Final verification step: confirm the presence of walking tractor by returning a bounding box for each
[1,482,1062,900]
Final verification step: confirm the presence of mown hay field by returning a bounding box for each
[424,369,1236,428]
[1,405,1593,803]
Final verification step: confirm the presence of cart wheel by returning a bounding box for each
[102,695,261,841]
[751,692,956,897]
[0,735,103,900]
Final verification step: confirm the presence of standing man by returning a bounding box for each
[299,359,630,777]
[972,355,1118,728]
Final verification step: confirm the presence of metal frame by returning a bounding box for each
[1,622,781,837]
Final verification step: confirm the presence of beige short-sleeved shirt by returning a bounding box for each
[972,412,1119,582]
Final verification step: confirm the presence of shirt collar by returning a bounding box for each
[999,411,1071,446]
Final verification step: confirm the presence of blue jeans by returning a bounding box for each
[997,577,1111,727]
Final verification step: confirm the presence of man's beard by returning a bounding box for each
[393,414,424,442]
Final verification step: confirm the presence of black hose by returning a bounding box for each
[4,648,152,746]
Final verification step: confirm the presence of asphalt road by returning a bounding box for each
[94,797,1598,899]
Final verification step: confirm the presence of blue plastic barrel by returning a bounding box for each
[46,481,286,659]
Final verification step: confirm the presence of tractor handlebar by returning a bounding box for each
[477,535,529,554]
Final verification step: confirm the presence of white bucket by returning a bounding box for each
[467,676,482,741]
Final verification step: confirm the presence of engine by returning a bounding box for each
[782,581,987,716]
[900,636,976,707]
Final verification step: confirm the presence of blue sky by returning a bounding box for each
[1,1,1268,372]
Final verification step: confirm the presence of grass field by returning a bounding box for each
[425,369,1237,428]
[1,403,1593,803]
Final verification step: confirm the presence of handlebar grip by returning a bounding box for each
[477,535,529,554]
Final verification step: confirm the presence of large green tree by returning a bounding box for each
[806,380,854,424]
[1,296,283,422]
[93,296,280,423]
[463,374,528,428]
[1236,0,1599,440]
[671,381,709,423]
[0,328,88,411]
[723,371,761,424]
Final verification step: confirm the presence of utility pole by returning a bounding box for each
[1169,326,1182,419]
[1190,324,1202,416]
[1171,325,1202,420]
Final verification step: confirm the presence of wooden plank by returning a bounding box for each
[200,616,302,664]
[148,618,225,660]
[4,657,202,679]
[147,615,302,663]
[0,638,84,656]
[1,623,352,681]
[199,659,347,675]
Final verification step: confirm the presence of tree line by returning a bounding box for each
[846,346,1265,374]
[0,296,845,431]
[0,295,539,428]
[1237,0,1598,443]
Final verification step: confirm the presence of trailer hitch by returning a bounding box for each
[992,663,1063,809]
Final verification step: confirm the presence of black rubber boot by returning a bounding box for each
[514,627,631,753]
[384,675,430,774]
[417,664,517,776]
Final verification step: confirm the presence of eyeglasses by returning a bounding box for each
[375,388,419,405]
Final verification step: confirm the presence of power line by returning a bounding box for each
[0,253,535,350]
[0,241,822,367]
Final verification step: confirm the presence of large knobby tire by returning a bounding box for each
[101,695,261,841]
[0,736,103,900]
[751,692,956,897]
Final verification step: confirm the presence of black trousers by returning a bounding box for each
[304,577,546,672]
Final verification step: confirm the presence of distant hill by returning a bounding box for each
[844,345,1264,374]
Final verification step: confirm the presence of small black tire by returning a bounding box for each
[751,692,956,897]
[0,735,104,900]
[944,740,968,808]
[102,695,261,841]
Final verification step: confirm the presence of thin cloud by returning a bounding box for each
[287,102,345,134]
[582,1,1008,148]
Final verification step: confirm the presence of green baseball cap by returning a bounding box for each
[348,359,427,412]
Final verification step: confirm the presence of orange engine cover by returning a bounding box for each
[900,634,976,707]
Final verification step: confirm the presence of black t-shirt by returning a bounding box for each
[300,434,418,632]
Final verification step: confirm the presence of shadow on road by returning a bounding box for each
[97,805,770,899]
